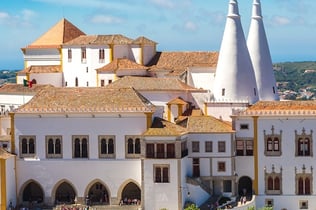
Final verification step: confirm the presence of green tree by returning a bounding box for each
[184,204,200,210]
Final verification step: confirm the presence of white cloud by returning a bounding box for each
[90,15,123,24]
[22,9,37,20]
[271,16,291,26]
[184,21,197,31]
[0,12,9,20]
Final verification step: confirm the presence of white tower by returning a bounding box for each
[213,0,259,104]
[247,0,279,101]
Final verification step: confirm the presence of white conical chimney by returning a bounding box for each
[213,0,259,104]
[247,0,279,101]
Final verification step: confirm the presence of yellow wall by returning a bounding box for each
[0,159,6,210]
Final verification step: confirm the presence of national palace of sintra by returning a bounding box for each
[1,1,316,210]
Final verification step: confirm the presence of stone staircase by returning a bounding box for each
[186,176,212,194]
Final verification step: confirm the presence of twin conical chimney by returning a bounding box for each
[247,0,279,100]
[213,0,259,104]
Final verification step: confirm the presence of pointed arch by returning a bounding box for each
[19,179,44,204]
[51,179,77,204]
[84,179,111,205]
[117,179,141,204]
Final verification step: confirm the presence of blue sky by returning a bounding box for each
[1,0,316,70]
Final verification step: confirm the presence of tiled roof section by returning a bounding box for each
[26,18,85,48]
[96,58,148,73]
[143,117,187,136]
[0,148,15,159]
[64,34,134,46]
[106,76,203,92]
[185,116,233,133]
[132,36,157,45]
[0,83,53,94]
[239,101,316,116]
[167,97,188,105]
[0,135,10,141]
[15,87,155,114]
[17,65,62,74]
[147,51,219,75]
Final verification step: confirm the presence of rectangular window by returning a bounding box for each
[68,48,72,62]
[246,140,253,156]
[167,143,175,158]
[157,144,165,158]
[181,141,188,157]
[98,135,115,158]
[192,141,200,152]
[236,140,244,156]
[205,141,212,152]
[299,200,308,209]
[240,124,249,130]
[126,136,141,158]
[223,180,232,192]
[100,80,105,87]
[46,135,62,158]
[154,165,169,183]
[146,143,155,158]
[222,88,225,96]
[19,135,36,158]
[265,199,273,207]
[99,48,105,62]
[218,141,226,152]
[81,47,86,63]
[72,135,89,158]
[218,161,226,172]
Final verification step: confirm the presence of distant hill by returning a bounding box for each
[0,70,17,85]
[274,61,316,100]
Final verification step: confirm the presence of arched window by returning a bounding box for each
[274,177,280,190]
[273,137,279,151]
[128,138,134,154]
[55,139,61,154]
[48,139,54,154]
[82,138,88,158]
[74,138,80,157]
[267,138,273,151]
[108,138,114,154]
[101,139,107,154]
[135,138,141,154]
[268,177,273,190]
[305,178,311,195]
[22,138,28,154]
[29,138,35,153]
[298,177,304,195]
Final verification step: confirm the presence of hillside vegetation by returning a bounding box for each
[274,61,316,100]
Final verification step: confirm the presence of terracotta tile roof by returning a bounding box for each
[184,116,234,133]
[143,117,187,136]
[96,58,148,73]
[147,51,219,75]
[25,18,85,48]
[15,87,155,114]
[17,65,62,74]
[0,135,10,141]
[0,148,15,159]
[240,100,316,116]
[0,83,53,94]
[167,97,188,105]
[106,76,204,92]
[132,36,157,45]
[64,34,134,46]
